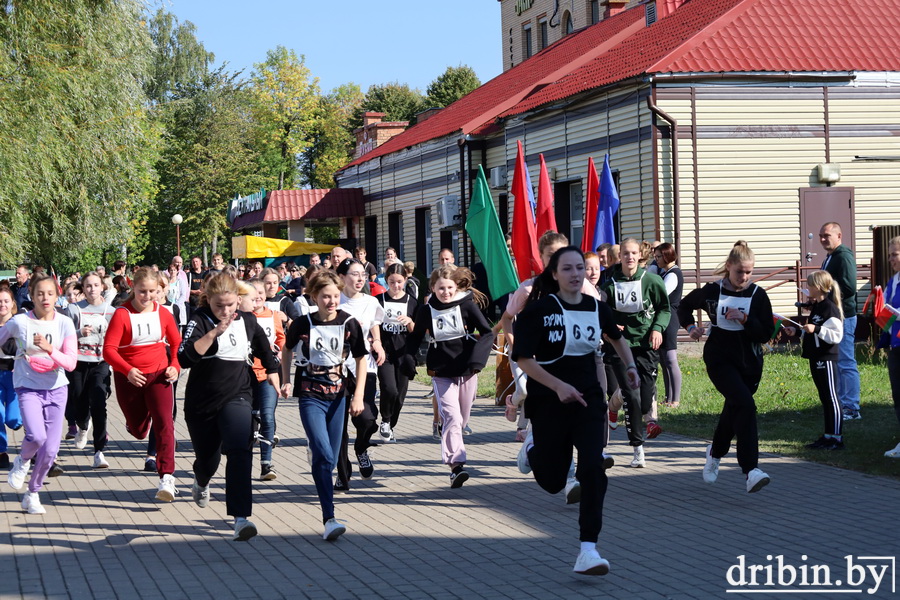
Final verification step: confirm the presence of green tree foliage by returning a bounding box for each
[425,65,481,109]
[250,46,320,190]
[300,83,364,189]
[351,82,426,130]
[0,0,158,270]
[144,8,216,104]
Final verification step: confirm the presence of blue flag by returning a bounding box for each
[591,154,620,250]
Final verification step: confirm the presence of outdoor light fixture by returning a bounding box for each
[816,163,841,184]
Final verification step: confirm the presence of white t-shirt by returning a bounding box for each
[339,292,385,374]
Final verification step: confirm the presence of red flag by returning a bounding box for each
[581,157,599,252]
[536,154,557,237]
[511,140,542,280]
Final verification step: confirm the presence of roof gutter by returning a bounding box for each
[648,72,856,84]
[646,91,680,255]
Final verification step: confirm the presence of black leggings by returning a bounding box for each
[68,361,111,453]
[185,397,254,518]
[609,348,659,446]
[810,358,842,436]
[527,391,609,543]
[378,360,409,428]
[337,373,378,485]
[706,356,763,474]
[889,347,900,426]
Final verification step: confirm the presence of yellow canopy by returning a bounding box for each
[232,236,336,259]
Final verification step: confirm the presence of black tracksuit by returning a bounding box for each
[375,292,418,429]
[801,297,843,436]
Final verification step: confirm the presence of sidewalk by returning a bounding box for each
[1,380,898,600]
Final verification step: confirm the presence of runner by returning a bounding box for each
[404,265,494,488]
[0,285,22,469]
[262,267,300,330]
[375,263,418,443]
[178,273,281,541]
[677,240,775,492]
[3,275,77,514]
[654,243,684,408]
[65,272,114,468]
[600,238,670,468]
[513,246,639,575]
[883,236,900,458]
[103,267,182,502]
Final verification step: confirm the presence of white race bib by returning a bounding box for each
[382,300,408,334]
[309,321,345,367]
[716,284,755,331]
[613,275,645,314]
[265,300,282,314]
[128,310,163,346]
[212,318,250,362]
[25,318,58,357]
[257,315,276,346]
[78,310,110,360]
[430,305,466,342]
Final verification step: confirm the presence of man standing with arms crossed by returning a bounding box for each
[819,222,861,420]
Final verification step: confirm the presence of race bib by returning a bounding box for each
[563,306,601,356]
[716,292,753,332]
[214,318,250,362]
[25,318,58,357]
[257,315,276,346]
[309,322,345,366]
[382,300,408,334]
[78,310,109,359]
[128,311,162,346]
[430,305,466,342]
[613,278,644,314]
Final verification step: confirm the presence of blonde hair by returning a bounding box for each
[807,270,843,318]
[127,267,161,302]
[429,264,488,308]
[714,240,755,277]
[200,273,243,307]
[889,235,900,250]
[538,230,568,255]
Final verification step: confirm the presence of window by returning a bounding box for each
[498,193,509,236]
[522,23,533,59]
[563,11,574,34]
[388,211,403,259]
[590,0,600,24]
[364,215,378,260]
[538,18,548,50]
[552,180,583,246]
[415,207,433,276]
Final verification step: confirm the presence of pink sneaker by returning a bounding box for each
[515,428,527,442]
[504,395,518,422]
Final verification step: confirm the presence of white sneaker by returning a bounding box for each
[7,454,29,490]
[21,492,46,515]
[323,518,346,541]
[573,548,610,576]
[746,468,770,493]
[564,477,581,505]
[74,422,91,450]
[703,445,719,483]
[92,451,109,469]
[379,422,394,443]
[233,517,257,541]
[630,445,645,468]
[517,428,533,474]
[156,474,177,502]
[884,442,900,458]
[192,480,209,508]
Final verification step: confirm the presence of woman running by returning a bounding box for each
[677,240,775,492]
[103,267,182,502]
[282,270,368,540]
[178,273,281,541]
[600,238,670,468]
[0,285,23,469]
[513,246,638,576]
[375,263,418,443]
[404,265,494,487]
[65,272,114,468]
[3,274,77,514]
[655,243,684,408]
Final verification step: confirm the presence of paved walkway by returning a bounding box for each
[1,380,898,600]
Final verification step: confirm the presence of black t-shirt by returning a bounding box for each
[363,261,378,280]
[513,294,621,401]
[376,292,418,359]
[187,270,204,307]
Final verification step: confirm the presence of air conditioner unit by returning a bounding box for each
[435,195,461,229]
[489,166,508,189]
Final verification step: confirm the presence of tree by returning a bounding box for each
[144,8,216,104]
[0,0,158,270]
[351,82,426,130]
[250,46,320,190]
[300,83,364,189]
[425,65,481,109]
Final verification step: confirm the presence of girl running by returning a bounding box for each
[262,268,299,329]
[282,270,369,540]
[375,263,418,442]
[103,267,182,502]
[655,243,684,408]
[178,273,281,541]
[677,240,775,492]
[0,285,23,469]
[600,238,670,468]
[404,265,494,487]
[784,271,844,450]
[883,236,900,458]
[3,275,77,514]
[65,272,114,468]
[513,246,638,576]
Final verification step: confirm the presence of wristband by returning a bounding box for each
[626,363,637,370]
[687,324,697,332]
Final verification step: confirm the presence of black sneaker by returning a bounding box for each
[260,464,277,481]
[333,478,350,494]
[143,458,157,473]
[805,436,830,449]
[357,452,374,479]
[48,462,64,477]
[450,469,469,489]
[0,452,9,469]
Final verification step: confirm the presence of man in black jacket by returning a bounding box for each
[819,222,861,420]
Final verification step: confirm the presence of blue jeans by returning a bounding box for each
[837,315,861,412]
[0,371,21,453]
[252,379,278,463]
[298,396,346,523]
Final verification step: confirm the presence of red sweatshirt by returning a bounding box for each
[103,300,182,375]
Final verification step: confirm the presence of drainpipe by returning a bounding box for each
[646,92,680,255]
[458,137,469,266]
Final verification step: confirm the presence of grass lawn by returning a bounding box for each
[414,344,900,479]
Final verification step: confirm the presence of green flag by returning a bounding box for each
[466,165,519,299]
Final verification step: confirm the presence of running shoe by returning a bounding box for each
[272,433,280,447]
[74,421,91,450]
[357,452,374,480]
[515,428,527,443]
[573,548,610,576]
[379,422,394,443]
[602,453,615,470]
[646,421,663,439]
[608,410,618,429]
[746,468,770,493]
[517,428,533,474]
[21,492,46,515]
[564,477,581,504]
[48,462,63,477]
[323,518,346,541]
[504,395,517,422]
[703,445,719,484]
[630,446,645,468]
[7,454,29,490]
[156,474,177,502]
[65,425,77,440]
[260,464,277,481]
[432,422,441,440]
[233,517,257,542]
[449,469,469,489]
[143,457,157,473]
[92,452,109,469]
[885,442,900,458]
[333,478,349,494]
[463,425,473,435]
[192,480,209,508]
[841,408,861,421]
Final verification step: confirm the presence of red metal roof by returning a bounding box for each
[342,0,900,169]
[231,188,365,230]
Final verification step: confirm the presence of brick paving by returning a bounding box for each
[1,379,898,599]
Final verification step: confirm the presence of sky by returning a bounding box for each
[160,0,503,94]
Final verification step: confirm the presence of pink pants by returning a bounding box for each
[18,386,68,493]
[434,375,476,468]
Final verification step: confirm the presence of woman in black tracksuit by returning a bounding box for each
[677,241,775,493]
[178,274,280,542]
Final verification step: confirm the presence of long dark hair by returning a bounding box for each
[527,245,584,305]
